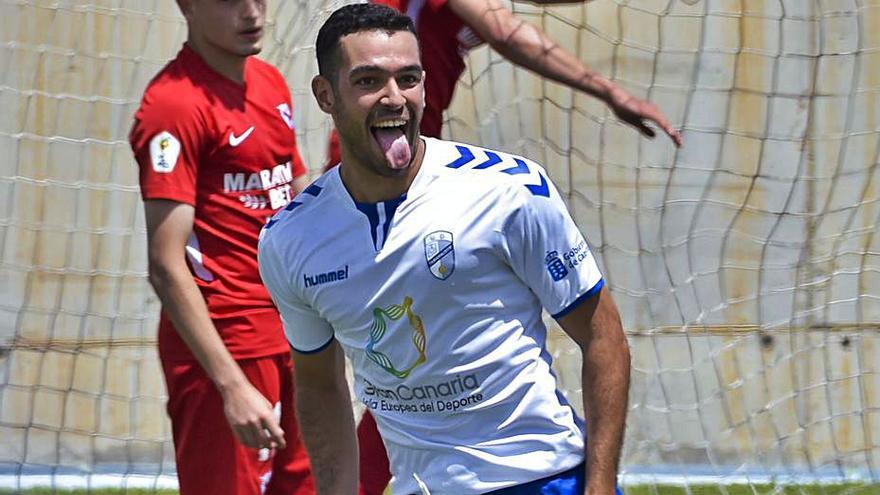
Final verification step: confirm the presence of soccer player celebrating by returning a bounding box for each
[326,0,679,491]
[259,4,631,494]
[324,0,682,170]
[128,1,314,494]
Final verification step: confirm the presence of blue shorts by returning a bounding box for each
[485,463,622,495]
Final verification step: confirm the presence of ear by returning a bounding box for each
[312,75,335,114]
[420,70,427,109]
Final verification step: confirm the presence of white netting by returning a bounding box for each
[1,0,878,492]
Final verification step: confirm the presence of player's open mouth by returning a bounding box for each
[240,27,263,39]
[372,119,411,170]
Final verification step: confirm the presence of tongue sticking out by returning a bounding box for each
[374,127,411,170]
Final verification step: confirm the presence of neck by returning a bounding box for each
[340,138,426,203]
[186,38,248,84]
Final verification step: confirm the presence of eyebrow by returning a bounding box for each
[349,64,423,78]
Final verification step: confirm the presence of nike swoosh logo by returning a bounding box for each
[229,126,255,147]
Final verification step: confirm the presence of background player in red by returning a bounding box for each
[338,0,683,492]
[325,0,682,170]
[128,1,313,494]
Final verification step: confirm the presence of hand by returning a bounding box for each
[606,86,683,147]
[220,379,287,450]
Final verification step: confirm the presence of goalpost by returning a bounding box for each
[1,0,878,492]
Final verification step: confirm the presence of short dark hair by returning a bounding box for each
[315,3,417,82]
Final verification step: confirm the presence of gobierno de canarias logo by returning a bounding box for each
[366,296,426,379]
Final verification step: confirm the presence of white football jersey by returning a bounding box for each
[259,137,604,495]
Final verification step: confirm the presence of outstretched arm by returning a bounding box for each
[448,0,682,146]
[292,339,359,494]
[557,287,631,495]
[144,199,286,451]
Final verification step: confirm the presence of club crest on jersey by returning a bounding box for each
[545,250,569,281]
[276,103,295,130]
[424,231,455,280]
[149,131,180,173]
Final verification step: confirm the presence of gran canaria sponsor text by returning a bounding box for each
[361,374,484,413]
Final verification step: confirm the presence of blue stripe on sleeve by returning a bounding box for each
[303,183,323,197]
[551,278,605,320]
[290,335,334,355]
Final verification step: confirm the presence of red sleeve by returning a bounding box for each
[129,94,208,205]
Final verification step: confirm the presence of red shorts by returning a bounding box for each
[162,353,314,495]
[358,410,391,495]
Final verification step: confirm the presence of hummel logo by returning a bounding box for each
[229,126,255,147]
[304,265,349,288]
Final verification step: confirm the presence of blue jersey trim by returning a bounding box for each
[443,144,550,197]
[382,196,405,244]
[355,194,406,251]
[290,335,334,355]
[355,201,381,249]
[551,279,605,320]
[303,183,323,197]
[264,180,322,231]
[501,158,530,175]
[473,150,501,169]
[446,145,475,168]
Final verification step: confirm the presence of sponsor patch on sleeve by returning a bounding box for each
[276,103,295,130]
[149,131,181,173]
[545,250,569,281]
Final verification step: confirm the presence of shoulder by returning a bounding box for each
[140,51,204,103]
[261,170,338,245]
[136,61,209,128]
[423,137,555,203]
[249,56,281,76]
[131,90,211,156]
[248,57,289,92]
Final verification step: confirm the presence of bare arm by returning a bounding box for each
[556,287,630,495]
[292,339,358,494]
[144,199,285,450]
[448,0,682,146]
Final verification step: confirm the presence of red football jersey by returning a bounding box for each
[377,0,485,136]
[130,44,307,361]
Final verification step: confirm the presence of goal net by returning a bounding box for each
[1,0,878,492]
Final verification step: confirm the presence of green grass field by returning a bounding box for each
[1,485,878,495]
